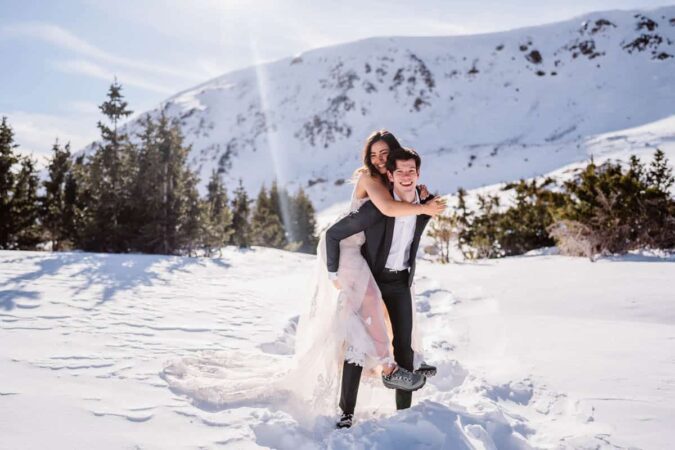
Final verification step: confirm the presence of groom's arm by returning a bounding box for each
[325,201,384,275]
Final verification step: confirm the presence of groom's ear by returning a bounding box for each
[387,171,394,183]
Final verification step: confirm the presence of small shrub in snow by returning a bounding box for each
[553,150,675,256]
[447,150,674,260]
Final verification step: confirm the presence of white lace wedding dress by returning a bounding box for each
[161,176,425,421]
[285,176,425,414]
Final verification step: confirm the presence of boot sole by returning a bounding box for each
[382,375,426,392]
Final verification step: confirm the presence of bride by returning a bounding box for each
[160,130,444,428]
[289,130,445,423]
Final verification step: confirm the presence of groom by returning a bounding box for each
[325,146,435,428]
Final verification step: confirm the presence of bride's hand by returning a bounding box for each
[419,184,430,200]
[423,197,447,216]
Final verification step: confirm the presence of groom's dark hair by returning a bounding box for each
[386,146,421,173]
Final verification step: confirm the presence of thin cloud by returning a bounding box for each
[0,22,205,83]
[55,59,175,94]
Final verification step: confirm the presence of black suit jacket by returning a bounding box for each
[325,190,433,287]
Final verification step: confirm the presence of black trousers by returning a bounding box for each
[339,269,414,414]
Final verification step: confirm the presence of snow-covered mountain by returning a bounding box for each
[101,7,675,210]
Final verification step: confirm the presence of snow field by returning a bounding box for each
[1,247,673,448]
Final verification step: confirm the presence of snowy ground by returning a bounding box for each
[1,247,673,449]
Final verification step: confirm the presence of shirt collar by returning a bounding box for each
[392,188,420,204]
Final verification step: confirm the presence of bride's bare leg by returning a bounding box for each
[382,362,397,376]
[360,279,396,375]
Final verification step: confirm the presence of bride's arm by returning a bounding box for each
[359,174,443,217]
[325,201,383,274]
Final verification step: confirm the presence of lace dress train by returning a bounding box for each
[162,179,425,421]
[285,185,425,414]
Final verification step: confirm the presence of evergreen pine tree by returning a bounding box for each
[647,149,674,193]
[0,117,19,249]
[132,113,198,255]
[454,188,474,259]
[268,180,290,245]
[470,194,501,258]
[204,170,233,256]
[11,156,41,249]
[551,152,675,255]
[41,140,72,250]
[181,172,207,257]
[62,153,84,248]
[628,155,646,182]
[495,178,560,256]
[268,181,284,220]
[250,185,286,248]
[288,187,318,254]
[642,150,675,248]
[84,78,135,252]
[156,114,195,254]
[229,179,251,248]
[132,115,164,253]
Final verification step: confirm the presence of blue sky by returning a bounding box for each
[1,0,672,162]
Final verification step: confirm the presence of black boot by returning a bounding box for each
[415,362,437,377]
[336,413,353,429]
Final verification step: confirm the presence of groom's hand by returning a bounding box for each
[332,279,341,290]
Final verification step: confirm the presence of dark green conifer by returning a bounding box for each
[41,140,72,250]
[11,156,41,249]
[84,79,135,252]
[251,185,286,248]
[204,170,233,255]
[0,117,19,248]
[230,179,251,248]
[288,187,318,254]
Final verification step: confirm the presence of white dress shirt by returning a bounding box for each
[327,190,419,280]
[384,190,419,271]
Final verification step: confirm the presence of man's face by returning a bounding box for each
[387,159,419,195]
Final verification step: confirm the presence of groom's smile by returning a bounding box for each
[388,159,419,201]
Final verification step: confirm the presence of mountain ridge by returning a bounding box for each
[85,6,675,210]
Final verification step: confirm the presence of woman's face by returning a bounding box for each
[369,140,390,175]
